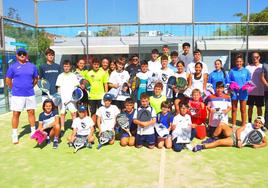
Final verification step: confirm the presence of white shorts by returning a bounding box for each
[10,96,37,112]
[59,101,77,114]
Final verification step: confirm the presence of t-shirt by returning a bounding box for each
[126,64,141,78]
[71,116,94,136]
[74,69,88,82]
[168,62,177,73]
[246,64,264,96]
[157,112,174,129]
[108,70,130,101]
[148,60,161,74]
[229,67,251,88]
[96,105,120,132]
[38,110,58,130]
[149,95,167,114]
[179,53,193,67]
[136,71,152,100]
[133,106,156,135]
[208,70,229,91]
[157,68,174,98]
[240,123,266,145]
[39,63,61,95]
[207,94,231,127]
[85,69,109,100]
[56,72,79,103]
[172,114,192,143]
[191,73,204,93]
[186,61,209,74]
[262,63,268,92]
[6,61,38,96]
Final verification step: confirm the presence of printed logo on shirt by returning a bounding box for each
[81,122,86,129]
[162,73,168,82]
[105,111,111,118]
[17,66,21,69]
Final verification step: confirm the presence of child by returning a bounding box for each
[56,60,80,131]
[67,105,95,148]
[193,116,267,152]
[38,99,60,149]
[148,49,161,74]
[188,89,207,139]
[120,98,137,147]
[168,51,179,73]
[133,93,157,149]
[150,82,167,114]
[172,102,194,152]
[188,62,208,94]
[205,81,232,138]
[96,93,120,145]
[156,101,174,149]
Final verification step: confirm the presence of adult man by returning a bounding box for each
[6,48,38,144]
[246,52,264,123]
[261,58,268,130]
[39,48,61,101]
[126,54,141,78]
[179,42,193,67]
[186,49,209,75]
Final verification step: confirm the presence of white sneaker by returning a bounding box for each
[12,134,19,144]
[30,131,35,137]
[185,143,193,151]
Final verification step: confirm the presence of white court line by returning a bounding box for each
[158,147,166,188]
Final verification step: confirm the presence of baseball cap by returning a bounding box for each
[103,93,113,101]
[255,116,265,125]
[16,48,27,54]
[78,105,87,112]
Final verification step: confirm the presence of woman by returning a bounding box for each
[188,62,208,94]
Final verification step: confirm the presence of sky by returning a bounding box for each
[2,0,268,36]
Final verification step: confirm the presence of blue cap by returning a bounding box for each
[78,105,87,112]
[103,93,113,101]
[16,48,27,54]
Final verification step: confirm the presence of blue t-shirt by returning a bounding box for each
[229,67,251,87]
[168,62,177,73]
[38,110,58,129]
[6,61,38,96]
[157,112,174,129]
[39,63,62,95]
[208,70,229,90]
[125,110,137,132]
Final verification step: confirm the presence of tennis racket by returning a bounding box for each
[64,87,84,106]
[73,135,88,153]
[116,113,131,136]
[242,130,263,146]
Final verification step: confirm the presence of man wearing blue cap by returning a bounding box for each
[5,48,39,144]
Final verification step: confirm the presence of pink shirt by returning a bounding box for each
[246,64,264,96]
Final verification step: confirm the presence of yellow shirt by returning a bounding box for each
[149,95,167,114]
[85,69,109,100]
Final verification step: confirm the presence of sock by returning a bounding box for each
[46,136,50,140]
[54,137,58,142]
[12,129,18,135]
[31,126,36,133]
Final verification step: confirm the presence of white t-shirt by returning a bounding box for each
[157,68,174,98]
[56,72,79,103]
[148,60,162,74]
[246,64,264,96]
[72,116,94,136]
[133,106,156,135]
[240,123,266,145]
[186,61,209,74]
[191,73,204,93]
[108,70,130,101]
[96,105,120,132]
[207,94,231,127]
[172,114,192,143]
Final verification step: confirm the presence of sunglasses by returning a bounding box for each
[132,58,138,61]
[17,52,27,56]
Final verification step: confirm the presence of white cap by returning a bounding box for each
[255,116,265,125]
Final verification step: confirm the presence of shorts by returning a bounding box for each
[247,95,264,107]
[41,95,49,103]
[231,90,248,101]
[59,101,77,114]
[174,93,185,100]
[44,127,53,135]
[89,100,102,115]
[10,96,37,112]
[136,134,155,146]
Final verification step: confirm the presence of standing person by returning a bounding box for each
[39,48,61,101]
[208,59,229,91]
[108,59,116,75]
[157,45,171,62]
[186,49,209,75]
[179,42,193,67]
[168,51,179,73]
[85,58,109,123]
[75,58,88,80]
[229,54,251,127]
[126,54,141,78]
[261,61,268,130]
[246,52,264,123]
[148,49,161,74]
[100,57,110,73]
[56,60,80,132]
[5,48,38,144]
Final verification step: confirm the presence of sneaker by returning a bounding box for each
[201,137,216,144]
[193,145,203,152]
[185,143,193,151]
[67,142,73,147]
[86,142,92,149]
[12,134,19,144]
[46,138,51,145]
[53,141,58,149]
[30,131,35,137]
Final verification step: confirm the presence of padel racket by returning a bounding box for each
[73,135,88,153]
[137,109,152,122]
[167,76,176,89]
[31,130,47,145]
[97,130,114,150]
[242,130,263,146]
[38,79,51,98]
[176,77,187,91]
[155,123,169,138]
[116,113,131,136]
[64,87,84,106]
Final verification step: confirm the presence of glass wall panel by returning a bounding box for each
[250,0,268,22]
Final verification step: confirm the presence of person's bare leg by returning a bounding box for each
[257,106,262,116]
[248,105,253,122]
[60,114,65,131]
[231,100,238,126]
[12,111,21,129]
[27,109,35,127]
[204,137,234,149]
[240,100,247,126]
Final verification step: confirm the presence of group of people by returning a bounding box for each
[5,43,267,151]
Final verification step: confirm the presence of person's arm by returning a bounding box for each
[252,136,267,148]
[261,73,268,88]
[97,116,102,135]
[104,83,108,92]
[222,105,232,115]
[5,77,12,89]
[71,129,77,142]
[203,74,208,91]
[188,74,192,87]
[236,126,246,148]
[38,121,44,131]
[89,126,94,138]
[51,115,60,127]
[133,119,146,127]
[33,77,38,87]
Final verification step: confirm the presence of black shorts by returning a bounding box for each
[247,95,264,107]
[89,100,102,115]
[44,127,53,135]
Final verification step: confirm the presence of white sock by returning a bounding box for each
[12,129,18,135]
[31,126,36,133]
